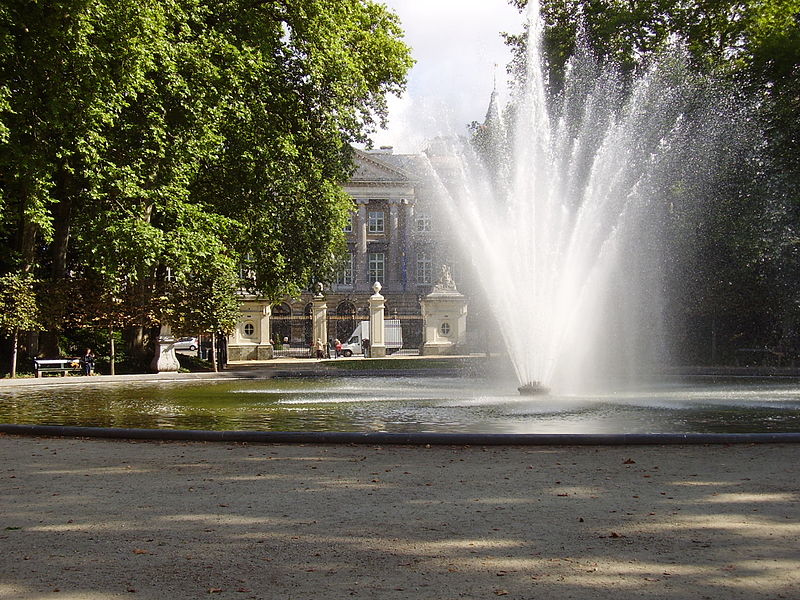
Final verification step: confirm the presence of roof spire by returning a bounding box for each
[484,65,500,125]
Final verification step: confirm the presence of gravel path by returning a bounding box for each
[2,435,799,599]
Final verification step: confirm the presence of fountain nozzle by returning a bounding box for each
[518,381,549,396]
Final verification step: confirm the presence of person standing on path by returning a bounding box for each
[80,348,95,376]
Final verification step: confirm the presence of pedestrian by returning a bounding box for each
[315,339,325,359]
[334,338,342,358]
[80,348,95,376]
[362,338,370,358]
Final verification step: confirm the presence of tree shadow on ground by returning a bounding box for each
[1,437,798,599]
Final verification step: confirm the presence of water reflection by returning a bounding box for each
[1,376,800,433]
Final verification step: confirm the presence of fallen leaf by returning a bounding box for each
[623,458,636,464]
[132,549,150,555]
[494,590,509,596]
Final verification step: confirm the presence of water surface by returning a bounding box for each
[2,376,800,434]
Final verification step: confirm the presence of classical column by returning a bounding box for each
[368,281,386,358]
[387,199,400,288]
[355,199,368,291]
[402,199,413,291]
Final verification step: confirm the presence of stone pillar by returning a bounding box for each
[420,266,468,356]
[355,199,368,291]
[311,285,328,354]
[368,281,386,358]
[258,303,273,360]
[150,323,180,372]
[258,303,271,345]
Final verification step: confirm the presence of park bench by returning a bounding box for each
[33,358,82,378]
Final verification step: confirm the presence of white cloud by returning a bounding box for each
[371,0,524,153]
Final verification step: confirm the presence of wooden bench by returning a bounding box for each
[33,358,82,378]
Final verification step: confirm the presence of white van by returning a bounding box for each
[339,320,403,356]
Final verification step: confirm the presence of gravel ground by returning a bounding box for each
[1,435,799,599]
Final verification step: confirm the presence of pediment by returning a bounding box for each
[350,149,411,184]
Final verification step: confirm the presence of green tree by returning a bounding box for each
[0,271,41,376]
[0,0,413,366]
[169,252,242,372]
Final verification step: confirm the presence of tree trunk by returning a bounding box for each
[11,328,19,378]
[110,328,116,376]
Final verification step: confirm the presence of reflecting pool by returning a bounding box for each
[2,376,800,434]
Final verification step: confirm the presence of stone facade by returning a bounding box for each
[227,297,273,361]
[229,146,470,358]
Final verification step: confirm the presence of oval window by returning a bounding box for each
[244,323,255,337]
[439,322,451,336]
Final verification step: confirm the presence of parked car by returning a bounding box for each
[173,337,198,351]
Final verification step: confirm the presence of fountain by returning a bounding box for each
[517,381,549,396]
[425,2,752,395]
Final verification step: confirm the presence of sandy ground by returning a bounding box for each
[1,435,799,600]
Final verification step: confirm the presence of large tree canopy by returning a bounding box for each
[0,0,412,365]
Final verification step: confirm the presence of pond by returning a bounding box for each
[2,375,800,434]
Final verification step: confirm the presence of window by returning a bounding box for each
[164,267,176,283]
[368,252,385,283]
[416,252,433,284]
[244,323,255,337]
[343,213,353,233]
[440,322,451,336]
[368,211,385,233]
[415,213,431,232]
[336,253,354,286]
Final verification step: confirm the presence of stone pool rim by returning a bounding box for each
[2,423,800,445]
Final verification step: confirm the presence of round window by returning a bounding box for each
[244,323,255,336]
[439,322,451,336]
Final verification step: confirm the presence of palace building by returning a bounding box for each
[227,145,467,360]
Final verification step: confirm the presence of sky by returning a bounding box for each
[369,0,524,153]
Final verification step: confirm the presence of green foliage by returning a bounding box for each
[0,271,40,335]
[170,252,242,336]
[0,0,412,359]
